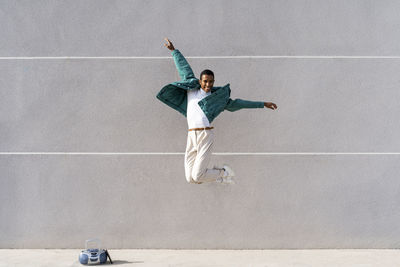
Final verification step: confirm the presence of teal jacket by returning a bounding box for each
[156,49,264,123]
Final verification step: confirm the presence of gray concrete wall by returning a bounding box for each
[1,0,400,248]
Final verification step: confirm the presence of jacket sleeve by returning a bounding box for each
[171,49,196,81]
[224,98,264,112]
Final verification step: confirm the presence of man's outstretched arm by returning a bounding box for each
[225,98,277,112]
[164,38,196,81]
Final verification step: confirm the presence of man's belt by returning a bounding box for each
[188,127,214,131]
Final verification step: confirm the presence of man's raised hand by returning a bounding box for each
[264,102,277,110]
[164,38,175,51]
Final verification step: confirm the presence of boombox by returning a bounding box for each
[79,239,113,265]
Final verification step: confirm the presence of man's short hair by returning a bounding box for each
[200,69,214,80]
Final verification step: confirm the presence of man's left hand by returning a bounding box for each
[264,102,277,110]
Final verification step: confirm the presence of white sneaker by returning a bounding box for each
[222,165,235,178]
[215,165,235,185]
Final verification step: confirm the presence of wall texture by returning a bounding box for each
[1,0,400,249]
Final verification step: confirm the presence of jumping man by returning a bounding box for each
[157,38,278,185]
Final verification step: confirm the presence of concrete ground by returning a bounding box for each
[0,249,400,267]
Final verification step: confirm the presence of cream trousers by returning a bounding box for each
[184,129,224,184]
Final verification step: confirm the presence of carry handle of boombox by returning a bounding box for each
[85,239,101,251]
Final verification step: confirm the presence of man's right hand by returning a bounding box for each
[164,38,175,51]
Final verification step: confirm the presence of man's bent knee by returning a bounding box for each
[186,174,198,184]
[192,170,205,183]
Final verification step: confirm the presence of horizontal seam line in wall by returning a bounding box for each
[2,56,400,59]
[1,152,400,155]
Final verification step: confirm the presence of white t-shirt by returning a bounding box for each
[187,88,211,129]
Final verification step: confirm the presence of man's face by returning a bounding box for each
[199,74,214,93]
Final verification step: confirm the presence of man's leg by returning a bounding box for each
[184,131,198,183]
[191,130,224,183]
